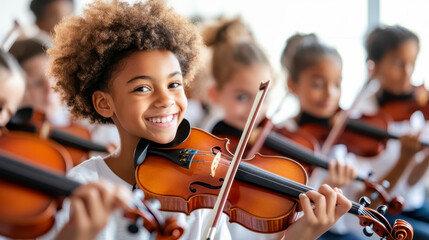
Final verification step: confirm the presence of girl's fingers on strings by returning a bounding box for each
[333,187,352,218]
[304,189,327,221]
[318,184,337,220]
[299,192,318,225]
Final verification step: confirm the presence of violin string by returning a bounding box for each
[234,163,380,220]
[190,152,381,220]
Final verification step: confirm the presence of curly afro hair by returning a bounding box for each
[48,0,202,124]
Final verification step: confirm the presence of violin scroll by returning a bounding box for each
[391,219,413,240]
[355,198,413,240]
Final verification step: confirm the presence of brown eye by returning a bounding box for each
[312,81,324,89]
[169,82,182,88]
[236,94,249,102]
[133,86,150,92]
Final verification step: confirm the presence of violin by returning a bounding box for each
[133,122,413,239]
[298,112,392,157]
[211,118,404,214]
[6,107,111,166]
[0,134,183,239]
[298,110,429,157]
[213,119,318,174]
[304,84,429,157]
[379,85,429,122]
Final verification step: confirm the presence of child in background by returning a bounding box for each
[9,38,120,149]
[353,25,429,239]
[207,30,357,190]
[189,17,256,130]
[0,50,26,127]
[0,44,129,240]
[29,0,75,47]
[40,0,352,239]
[279,34,366,240]
[9,38,69,126]
[206,25,356,237]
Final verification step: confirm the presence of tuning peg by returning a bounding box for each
[359,196,371,207]
[363,222,374,237]
[147,198,161,210]
[381,180,390,189]
[370,191,379,201]
[128,217,143,234]
[367,171,374,178]
[376,205,388,215]
[128,189,145,234]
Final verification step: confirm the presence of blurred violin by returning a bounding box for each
[0,146,183,240]
[211,118,404,214]
[298,111,391,157]
[133,121,413,239]
[379,85,429,122]
[7,107,111,166]
[297,110,429,157]
[1,20,21,51]
[213,119,318,173]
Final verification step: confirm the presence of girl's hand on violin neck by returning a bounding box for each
[399,132,423,162]
[55,180,132,240]
[284,185,351,240]
[323,160,357,188]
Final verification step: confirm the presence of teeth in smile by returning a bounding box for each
[148,115,174,123]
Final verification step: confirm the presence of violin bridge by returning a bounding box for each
[210,152,221,177]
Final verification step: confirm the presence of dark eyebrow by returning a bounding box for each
[309,74,329,82]
[169,71,182,78]
[127,75,151,84]
[126,71,182,84]
[233,89,251,94]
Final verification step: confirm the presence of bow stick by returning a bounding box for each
[203,80,270,240]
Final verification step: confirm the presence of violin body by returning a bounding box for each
[135,127,413,239]
[0,131,72,238]
[0,133,183,239]
[212,119,317,174]
[299,113,391,157]
[379,85,429,122]
[136,128,307,233]
[31,110,94,165]
[55,124,93,165]
[7,109,109,166]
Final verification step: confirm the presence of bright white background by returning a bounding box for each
[1,0,428,122]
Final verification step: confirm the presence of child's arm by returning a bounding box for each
[283,185,351,240]
[54,180,132,240]
[380,133,422,191]
[323,160,357,188]
[407,148,429,186]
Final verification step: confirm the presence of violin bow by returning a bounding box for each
[245,93,288,159]
[1,20,21,51]
[319,61,375,156]
[203,80,270,240]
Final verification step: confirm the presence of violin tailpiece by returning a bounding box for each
[148,148,198,169]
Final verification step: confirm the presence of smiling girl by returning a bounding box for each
[39,1,352,239]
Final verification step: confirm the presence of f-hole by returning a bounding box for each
[211,146,221,155]
[189,178,224,193]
